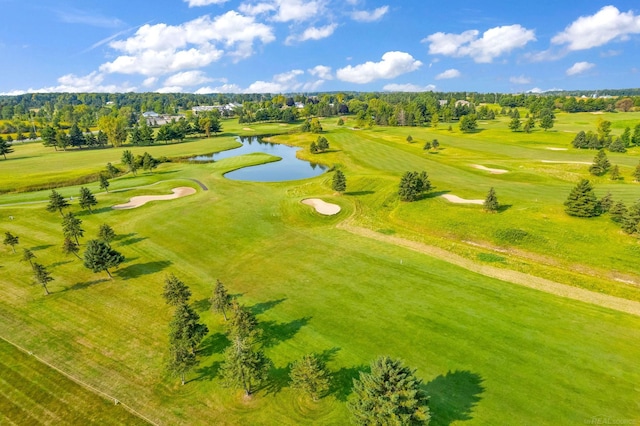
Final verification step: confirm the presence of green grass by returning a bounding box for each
[1,113,640,424]
[0,339,148,425]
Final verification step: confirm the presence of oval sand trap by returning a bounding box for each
[112,187,196,210]
[472,164,508,174]
[441,194,484,205]
[546,147,568,151]
[302,198,341,215]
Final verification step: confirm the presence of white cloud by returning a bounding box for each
[155,86,183,93]
[184,0,229,7]
[142,77,158,87]
[272,0,323,22]
[336,51,422,84]
[3,72,136,94]
[424,24,535,63]
[351,6,389,22]
[528,87,563,93]
[566,61,595,76]
[510,75,531,84]
[552,6,640,51]
[195,84,243,94]
[238,2,276,15]
[164,70,213,87]
[56,8,123,28]
[101,12,275,75]
[286,23,337,44]
[308,65,333,80]
[435,69,460,80]
[383,83,435,92]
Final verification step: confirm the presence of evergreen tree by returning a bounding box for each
[98,223,116,246]
[589,150,610,176]
[163,274,192,306]
[608,138,626,153]
[46,189,70,216]
[68,123,85,148]
[99,174,110,192]
[523,117,535,133]
[310,141,318,153]
[621,127,631,147]
[21,248,35,267]
[431,139,440,150]
[121,150,138,175]
[316,136,329,151]
[167,338,197,386]
[599,192,614,212]
[332,170,347,193]
[32,262,54,295]
[3,231,19,253]
[62,212,84,245]
[289,354,331,401]
[406,135,413,143]
[220,333,271,396]
[62,237,81,259]
[508,116,521,132]
[483,187,499,212]
[632,124,640,146]
[105,162,119,178]
[398,171,431,202]
[539,109,555,131]
[572,131,587,149]
[83,239,125,279]
[348,356,430,426]
[78,187,98,213]
[621,202,640,234]
[459,114,477,132]
[564,179,601,217]
[0,137,13,160]
[227,302,260,340]
[610,201,628,223]
[633,162,640,182]
[610,165,621,180]
[142,152,158,173]
[169,302,208,354]
[423,141,431,150]
[211,279,232,321]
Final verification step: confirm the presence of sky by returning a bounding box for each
[0,0,639,95]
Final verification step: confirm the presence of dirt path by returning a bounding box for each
[338,223,640,317]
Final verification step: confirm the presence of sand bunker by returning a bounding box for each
[242,127,254,131]
[441,194,484,205]
[112,187,196,210]
[546,147,568,151]
[541,160,591,165]
[302,198,341,215]
[472,164,508,174]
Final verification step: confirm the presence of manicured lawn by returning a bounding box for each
[1,112,639,424]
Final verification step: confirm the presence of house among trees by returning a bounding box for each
[192,104,241,115]
[142,111,184,127]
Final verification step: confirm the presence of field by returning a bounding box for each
[1,112,639,425]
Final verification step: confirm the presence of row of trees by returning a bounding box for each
[508,108,555,132]
[572,120,640,152]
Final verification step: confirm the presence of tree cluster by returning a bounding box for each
[398,171,431,202]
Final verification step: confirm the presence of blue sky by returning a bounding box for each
[1,0,639,95]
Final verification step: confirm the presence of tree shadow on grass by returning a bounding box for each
[193,297,212,313]
[250,298,286,315]
[331,364,370,402]
[117,236,148,247]
[316,347,341,364]
[497,204,513,213]
[48,260,73,269]
[67,278,109,292]
[423,370,484,426]
[421,190,450,200]
[115,260,172,280]
[259,316,311,348]
[194,360,223,382]
[30,244,54,252]
[263,363,291,396]
[198,332,230,357]
[76,206,114,216]
[345,190,375,196]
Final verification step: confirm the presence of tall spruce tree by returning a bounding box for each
[3,231,19,253]
[589,150,610,176]
[289,354,331,401]
[163,274,192,306]
[0,137,13,160]
[348,356,430,425]
[98,223,116,246]
[332,170,347,193]
[62,237,81,259]
[21,248,35,267]
[169,302,208,354]
[78,187,98,213]
[564,179,601,217]
[483,187,499,212]
[220,333,271,396]
[83,239,124,279]
[32,262,54,295]
[211,279,232,321]
[62,212,84,245]
[99,174,110,192]
[46,190,70,216]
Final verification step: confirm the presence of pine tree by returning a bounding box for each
[32,262,54,295]
[332,170,347,193]
[310,141,318,153]
[316,136,329,151]
[608,138,626,153]
[406,135,413,143]
[62,212,84,245]
[0,137,14,160]
[289,354,331,401]
[211,279,232,321]
[167,338,197,385]
[21,248,35,267]
[220,333,271,396]
[423,141,431,150]
[227,302,260,340]
[3,231,19,253]
[46,190,70,216]
[398,171,431,202]
[621,202,640,234]
[98,223,116,246]
[163,274,192,306]
[564,179,601,217]
[633,162,640,182]
[483,187,499,212]
[62,237,81,259]
[348,356,430,425]
[589,150,610,176]
[572,131,587,149]
[169,303,208,354]
[431,139,440,150]
[99,174,110,192]
[78,187,98,213]
[599,192,614,212]
[610,201,628,223]
[610,165,621,180]
[83,239,125,279]
[508,116,521,132]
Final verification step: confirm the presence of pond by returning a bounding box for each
[190,136,327,182]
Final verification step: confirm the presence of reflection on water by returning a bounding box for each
[190,136,327,182]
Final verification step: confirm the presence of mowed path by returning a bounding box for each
[338,223,640,317]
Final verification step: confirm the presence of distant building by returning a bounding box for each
[142,111,160,118]
[192,103,241,115]
[455,100,470,107]
[438,100,448,107]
